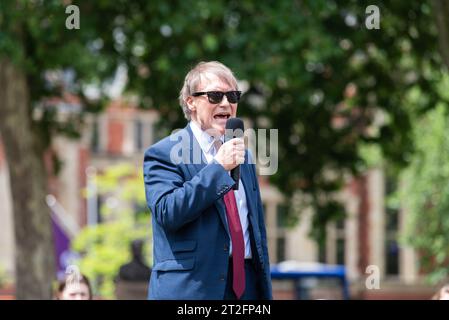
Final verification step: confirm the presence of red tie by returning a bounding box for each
[223,190,245,299]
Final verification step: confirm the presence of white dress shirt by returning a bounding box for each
[190,121,252,259]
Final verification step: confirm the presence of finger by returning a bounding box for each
[237,148,245,156]
[230,138,243,144]
[224,157,233,165]
[236,156,245,164]
[235,144,245,151]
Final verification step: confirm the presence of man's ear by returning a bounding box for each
[186,96,196,112]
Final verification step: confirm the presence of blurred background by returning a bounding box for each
[1,0,449,299]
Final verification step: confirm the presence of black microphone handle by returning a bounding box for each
[231,165,240,190]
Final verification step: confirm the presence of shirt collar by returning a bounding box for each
[189,121,223,155]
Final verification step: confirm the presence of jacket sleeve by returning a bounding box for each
[252,162,273,298]
[143,145,235,232]
[252,165,270,264]
[247,150,270,264]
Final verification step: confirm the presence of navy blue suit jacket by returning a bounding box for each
[143,124,272,299]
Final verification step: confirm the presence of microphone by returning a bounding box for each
[225,117,244,190]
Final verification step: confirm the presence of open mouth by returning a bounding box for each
[213,112,231,120]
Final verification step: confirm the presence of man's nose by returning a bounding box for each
[218,94,231,106]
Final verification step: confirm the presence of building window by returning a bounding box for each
[385,208,399,275]
[276,204,288,228]
[336,238,345,265]
[318,240,327,264]
[275,204,288,263]
[336,219,345,265]
[276,237,286,262]
[323,217,345,265]
[91,118,100,153]
[385,173,400,276]
[97,195,104,224]
[134,119,143,151]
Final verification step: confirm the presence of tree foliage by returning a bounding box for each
[400,102,449,283]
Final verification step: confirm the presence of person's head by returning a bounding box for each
[56,273,92,300]
[433,284,449,300]
[179,61,241,137]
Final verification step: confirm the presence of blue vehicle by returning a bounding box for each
[270,261,350,300]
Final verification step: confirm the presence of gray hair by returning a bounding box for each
[179,61,239,121]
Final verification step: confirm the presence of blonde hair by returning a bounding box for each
[179,61,239,120]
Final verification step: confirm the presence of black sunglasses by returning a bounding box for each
[192,91,242,104]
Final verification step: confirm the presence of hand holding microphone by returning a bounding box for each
[214,138,245,171]
[215,118,245,190]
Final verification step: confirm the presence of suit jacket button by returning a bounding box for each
[220,274,225,281]
[224,244,228,251]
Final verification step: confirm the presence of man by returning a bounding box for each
[143,61,272,300]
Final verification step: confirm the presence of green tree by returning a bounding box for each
[1,1,449,297]
[400,101,449,283]
[71,164,151,299]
